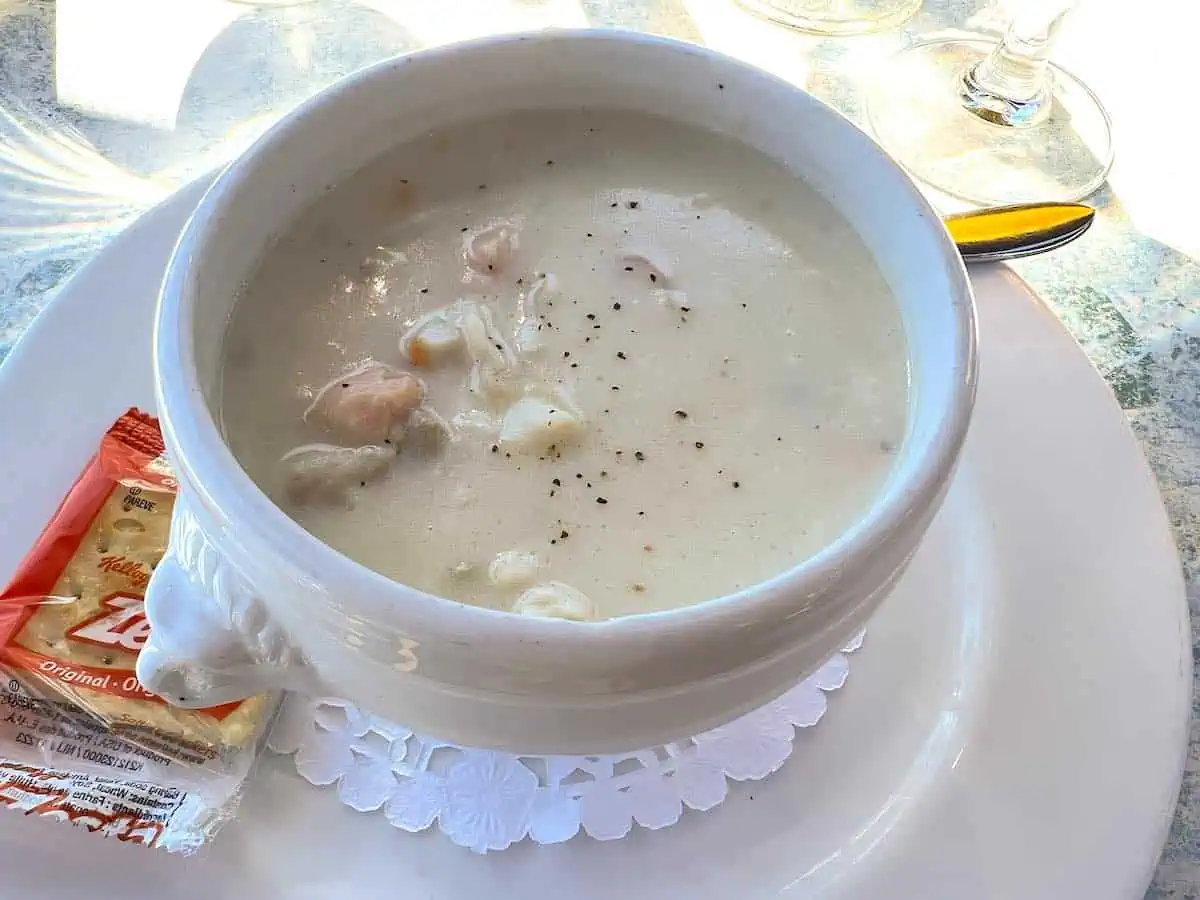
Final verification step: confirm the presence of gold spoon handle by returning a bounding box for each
[945,202,1095,263]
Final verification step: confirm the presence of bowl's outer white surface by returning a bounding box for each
[0,175,1186,900]
[148,31,977,753]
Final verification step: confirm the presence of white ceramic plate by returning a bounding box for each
[0,178,1188,899]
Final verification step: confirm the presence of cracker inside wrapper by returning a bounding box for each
[0,409,273,770]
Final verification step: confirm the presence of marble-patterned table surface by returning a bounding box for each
[0,0,1195,894]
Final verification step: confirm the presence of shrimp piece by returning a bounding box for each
[305,361,425,444]
[279,443,394,506]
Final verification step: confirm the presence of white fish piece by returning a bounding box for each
[459,301,520,405]
[534,380,584,420]
[513,273,558,358]
[654,288,690,311]
[397,406,454,456]
[616,240,675,286]
[463,221,519,275]
[451,408,500,436]
[488,550,543,589]
[279,442,395,506]
[513,319,544,357]
[499,396,585,453]
[511,582,598,621]
[460,301,514,372]
[304,361,425,445]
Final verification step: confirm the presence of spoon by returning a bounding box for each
[945,202,1095,263]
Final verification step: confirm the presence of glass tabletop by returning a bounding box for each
[0,1,1196,894]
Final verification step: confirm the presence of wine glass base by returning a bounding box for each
[736,0,921,36]
[865,38,1115,206]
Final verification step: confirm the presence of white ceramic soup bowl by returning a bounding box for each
[140,30,976,755]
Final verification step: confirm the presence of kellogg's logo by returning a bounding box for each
[97,556,150,591]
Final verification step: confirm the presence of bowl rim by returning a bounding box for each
[154,27,978,653]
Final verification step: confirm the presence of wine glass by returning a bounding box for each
[736,0,922,36]
[865,0,1114,205]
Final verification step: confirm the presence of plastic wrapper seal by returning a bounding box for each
[0,409,280,851]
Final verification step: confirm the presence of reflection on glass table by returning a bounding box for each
[865,0,1114,206]
[736,0,920,35]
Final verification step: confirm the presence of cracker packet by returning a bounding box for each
[0,408,280,851]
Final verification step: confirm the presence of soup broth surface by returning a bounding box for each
[220,109,908,619]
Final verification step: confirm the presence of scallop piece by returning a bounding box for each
[400,309,466,369]
[279,443,395,506]
[304,361,425,444]
[511,582,598,622]
[488,550,542,589]
[499,396,585,453]
[463,221,519,275]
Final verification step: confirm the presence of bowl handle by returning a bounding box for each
[136,494,321,707]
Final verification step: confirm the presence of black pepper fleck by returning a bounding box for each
[674,409,688,419]
[586,313,596,320]
[616,351,626,360]
[596,497,608,505]
[560,530,569,539]
[649,273,657,283]
[718,83,725,90]
[341,383,350,389]
[420,287,429,294]
[478,183,487,190]
[491,444,499,453]
[552,478,562,486]
[612,302,622,311]
[624,265,635,272]
[695,441,705,449]
[634,451,646,461]
[733,481,741,488]
[546,159,554,165]
[627,201,639,209]
[611,385,620,391]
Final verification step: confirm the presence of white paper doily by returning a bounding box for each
[267,631,864,853]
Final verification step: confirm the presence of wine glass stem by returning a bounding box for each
[960,0,1079,127]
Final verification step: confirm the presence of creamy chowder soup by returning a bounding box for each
[219,109,908,620]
